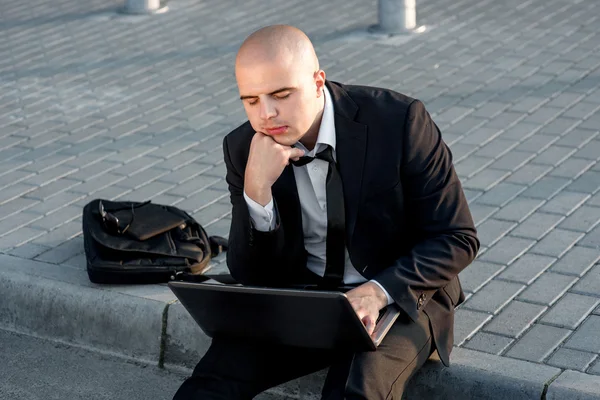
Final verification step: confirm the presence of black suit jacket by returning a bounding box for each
[222,81,479,366]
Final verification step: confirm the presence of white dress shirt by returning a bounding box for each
[243,87,393,305]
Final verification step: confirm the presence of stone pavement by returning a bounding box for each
[0,0,599,398]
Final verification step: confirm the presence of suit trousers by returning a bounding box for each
[172,310,434,400]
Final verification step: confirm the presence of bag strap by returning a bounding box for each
[208,236,228,257]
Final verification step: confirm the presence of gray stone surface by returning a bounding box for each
[547,370,600,400]
[571,265,600,297]
[458,260,505,293]
[547,348,597,372]
[518,272,578,306]
[461,280,525,315]
[464,332,514,355]
[564,316,600,354]
[478,236,536,265]
[498,253,556,284]
[541,293,600,330]
[454,309,493,346]
[505,324,572,363]
[551,246,600,276]
[483,301,547,338]
[0,0,598,394]
[530,229,585,258]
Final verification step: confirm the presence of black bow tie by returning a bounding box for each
[290,146,334,167]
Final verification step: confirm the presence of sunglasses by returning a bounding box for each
[99,201,134,235]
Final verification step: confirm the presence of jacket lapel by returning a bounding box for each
[327,81,367,246]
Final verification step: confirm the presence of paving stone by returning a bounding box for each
[567,170,600,194]
[555,128,599,149]
[551,245,600,277]
[573,139,600,162]
[475,218,516,247]
[23,165,78,187]
[589,359,600,375]
[547,348,597,371]
[498,253,556,284]
[29,205,80,231]
[505,164,553,185]
[515,134,559,153]
[531,145,577,166]
[168,175,223,198]
[559,205,600,232]
[0,182,37,205]
[546,369,600,400]
[25,178,83,201]
[0,226,47,251]
[68,173,126,195]
[0,197,39,221]
[463,332,514,355]
[589,192,600,207]
[505,323,572,362]
[541,191,591,215]
[191,202,232,227]
[35,236,84,265]
[455,156,494,179]
[479,236,535,265]
[30,220,81,248]
[473,138,519,159]
[462,280,525,314]
[120,181,175,202]
[510,212,564,240]
[453,308,493,345]
[518,272,578,306]
[571,265,600,297]
[578,224,600,249]
[176,188,229,214]
[7,242,51,259]
[520,176,571,199]
[488,150,536,171]
[541,293,600,329]
[483,300,547,338]
[494,197,544,222]
[564,316,600,353]
[469,203,499,226]
[550,158,596,179]
[530,229,584,258]
[458,261,505,293]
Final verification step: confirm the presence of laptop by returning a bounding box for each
[168,280,401,352]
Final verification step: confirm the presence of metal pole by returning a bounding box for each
[122,0,168,14]
[376,0,417,33]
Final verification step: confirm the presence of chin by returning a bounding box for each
[273,133,301,146]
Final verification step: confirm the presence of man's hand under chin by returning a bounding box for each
[346,282,389,338]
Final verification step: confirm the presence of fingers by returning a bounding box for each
[288,147,305,161]
[362,315,376,336]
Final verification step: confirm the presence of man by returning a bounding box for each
[174,25,479,399]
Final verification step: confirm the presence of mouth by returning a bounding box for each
[265,126,288,135]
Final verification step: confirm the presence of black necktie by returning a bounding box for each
[291,146,345,288]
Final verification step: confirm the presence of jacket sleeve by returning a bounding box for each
[222,135,292,286]
[373,100,480,322]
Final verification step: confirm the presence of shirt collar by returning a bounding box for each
[294,85,336,157]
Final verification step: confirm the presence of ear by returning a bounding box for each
[314,70,326,97]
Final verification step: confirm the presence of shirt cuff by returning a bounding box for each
[243,190,276,232]
[370,280,394,306]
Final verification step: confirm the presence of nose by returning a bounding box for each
[259,98,277,121]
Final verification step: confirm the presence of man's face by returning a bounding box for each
[236,58,322,147]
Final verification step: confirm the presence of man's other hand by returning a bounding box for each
[244,132,305,206]
[346,282,388,338]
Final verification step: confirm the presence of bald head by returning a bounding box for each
[236,25,319,75]
[235,25,327,149]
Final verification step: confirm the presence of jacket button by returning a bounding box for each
[417,293,426,309]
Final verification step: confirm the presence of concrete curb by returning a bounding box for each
[1,255,599,399]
